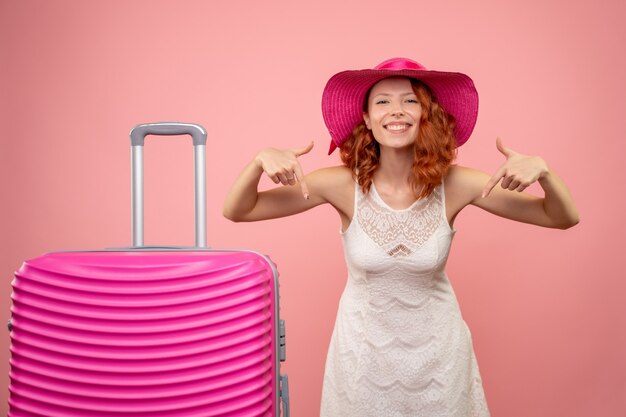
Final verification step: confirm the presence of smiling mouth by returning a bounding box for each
[384,123,412,132]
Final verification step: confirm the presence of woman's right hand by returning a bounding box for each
[254,142,314,199]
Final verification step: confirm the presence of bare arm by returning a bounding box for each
[223,143,354,222]
[448,138,580,229]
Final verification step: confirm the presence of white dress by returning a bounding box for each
[320,181,490,417]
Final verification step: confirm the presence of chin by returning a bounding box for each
[379,142,415,152]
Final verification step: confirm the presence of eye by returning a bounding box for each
[406,98,419,104]
[375,99,389,105]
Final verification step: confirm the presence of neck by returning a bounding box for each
[374,146,414,190]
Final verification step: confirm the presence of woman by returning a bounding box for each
[223,58,579,417]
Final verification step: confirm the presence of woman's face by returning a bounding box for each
[363,77,422,151]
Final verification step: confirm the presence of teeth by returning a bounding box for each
[386,124,409,131]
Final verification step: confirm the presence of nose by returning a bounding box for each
[390,101,405,117]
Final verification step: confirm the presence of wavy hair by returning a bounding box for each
[339,79,458,199]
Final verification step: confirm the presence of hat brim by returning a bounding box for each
[322,68,479,154]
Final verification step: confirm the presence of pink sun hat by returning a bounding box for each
[322,57,479,154]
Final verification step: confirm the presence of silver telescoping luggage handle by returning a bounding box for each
[129,122,208,248]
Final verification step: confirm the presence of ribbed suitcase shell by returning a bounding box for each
[10,249,281,416]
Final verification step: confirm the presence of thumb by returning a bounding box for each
[496,136,513,157]
[292,141,314,157]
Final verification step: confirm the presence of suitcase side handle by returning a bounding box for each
[280,374,290,417]
[129,122,208,248]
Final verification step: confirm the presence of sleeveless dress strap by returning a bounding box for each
[340,177,361,236]
[440,178,456,233]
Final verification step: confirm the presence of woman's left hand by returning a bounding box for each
[482,137,549,198]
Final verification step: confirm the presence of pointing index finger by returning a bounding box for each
[293,162,309,199]
[482,166,506,198]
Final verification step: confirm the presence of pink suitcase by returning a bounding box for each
[9,123,290,417]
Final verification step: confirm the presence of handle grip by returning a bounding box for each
[129,122,208,248]
[130,122,207,146]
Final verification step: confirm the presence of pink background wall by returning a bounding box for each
[1,0,625,416]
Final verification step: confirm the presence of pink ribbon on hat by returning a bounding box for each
[374,58,427,71]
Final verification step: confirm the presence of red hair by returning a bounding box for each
[339,79,457,199]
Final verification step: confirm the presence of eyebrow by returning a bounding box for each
[372,92,416,97]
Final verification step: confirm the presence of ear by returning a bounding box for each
[363,112,371,130]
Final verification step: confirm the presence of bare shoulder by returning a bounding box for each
[307,165,354,210]
[444,165,492,216]
[307,165,353,181]
[446,164,488,182]
[308,165,353,186]
[446,165,491,197]
[304,166,354,198]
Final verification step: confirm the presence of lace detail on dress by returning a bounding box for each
[387,243,412,257]
[357,184,443,257]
